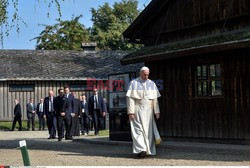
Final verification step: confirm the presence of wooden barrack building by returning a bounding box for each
[121,0,250,141]
[0,49,139,121]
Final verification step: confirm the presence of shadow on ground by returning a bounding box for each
[0,136,249,163]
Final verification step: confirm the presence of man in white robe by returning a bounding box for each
[126,66,162,158]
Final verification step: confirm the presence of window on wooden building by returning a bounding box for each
[194,64,222,97]
[9,84,34,92]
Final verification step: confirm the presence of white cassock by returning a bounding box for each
[126,77,162,155]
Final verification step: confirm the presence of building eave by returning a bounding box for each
[121,30,250,65]
[121,38,250,65]
[0,77,108,81]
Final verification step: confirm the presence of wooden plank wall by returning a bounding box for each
[144,0,250,45]
[0,80,108,121]
[147,49,250,140]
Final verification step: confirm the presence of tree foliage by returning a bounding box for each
[0,0,65,46]
[91,0,142,50]
[1,0,142,50]
[33,15,90,50]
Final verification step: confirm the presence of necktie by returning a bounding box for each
[31,103,34,111]
[40,104,43,112]
[94,96,97,109]
[50,97,54,111]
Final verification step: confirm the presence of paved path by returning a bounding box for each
[0,131,249,166]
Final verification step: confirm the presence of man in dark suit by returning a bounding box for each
[64,86,75,140]
[80,95,89,135]
[11,99,22,131]
[88,88,107,135]
[54,88,69,141]
[44,90,57,139]
[27,98,36,131]
[70,92,81,137]
[36,98,45,130]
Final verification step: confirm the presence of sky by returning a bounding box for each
[2,0,150,49]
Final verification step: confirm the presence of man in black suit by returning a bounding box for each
[54,88,69,141]
[27,98,36,131]
[36,98,45,130]
[70,92,81,137]
[80,95,89,135]
[44,90,57,139]
[11,99,22,131]
[88,88,107,135]
[64,86,75,140]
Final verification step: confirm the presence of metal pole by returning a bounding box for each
[19,140,31,166]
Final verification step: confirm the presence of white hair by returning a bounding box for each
[140,66,150,72]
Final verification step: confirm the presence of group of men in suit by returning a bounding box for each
[50,86,108,141]
[12,86,108,142]
[41,86,79,140]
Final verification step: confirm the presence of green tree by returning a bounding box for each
[91,0,142,50]
[33,15,90,50]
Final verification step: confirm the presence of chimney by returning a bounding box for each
[81,42,97,53]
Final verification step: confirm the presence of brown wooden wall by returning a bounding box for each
[0,80,108,121]
[143,0,250,45]
[148,48,250,140]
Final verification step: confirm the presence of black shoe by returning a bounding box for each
[137,151,147,158]
[32,129,35,131]
[48,137,56,139]
[66,137,73,140]
[10,129,14,131]
[58,138,62,142]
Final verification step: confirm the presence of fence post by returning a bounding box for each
[19,140,31,166]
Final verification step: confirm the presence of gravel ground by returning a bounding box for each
[0,131,249,166]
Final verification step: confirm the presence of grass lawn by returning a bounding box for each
[87,129,109,137]
[99,129,109,136]
[0,121,110,136]
[0,121,40,131]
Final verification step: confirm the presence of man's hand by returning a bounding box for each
[43,115,46,119]
[155,113,160,120]
[32,111,35,114]
[128,114,135,120]
[71,113,75,117]
[78,115,81,118]
[13,115,15,118]
[61,112,65,117]
[102,112,106,117]
[88,115,92,120]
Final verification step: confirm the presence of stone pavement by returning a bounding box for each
[0,131,250,166]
